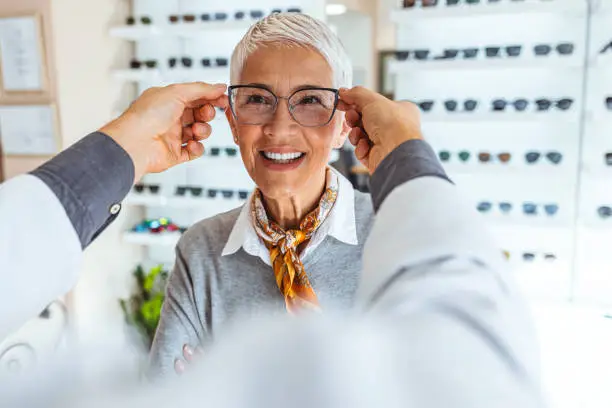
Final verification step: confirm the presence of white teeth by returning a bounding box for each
[262,151,304,162]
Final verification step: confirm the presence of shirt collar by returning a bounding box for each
[221,167,358,264]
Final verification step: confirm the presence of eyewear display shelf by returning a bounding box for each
[114,0,326,266]
[391,0,592,304]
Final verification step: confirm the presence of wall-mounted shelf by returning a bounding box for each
[420,112,580,124]
[123,231,182,246]
[389,58,584,73]
[124,193,247,209]
[390,2,586,21]
[110,22,253,40]
[112,68,230,83]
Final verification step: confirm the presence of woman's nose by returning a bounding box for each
[264,98,299,135]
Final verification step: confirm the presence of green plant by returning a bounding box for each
[120,265,168,349]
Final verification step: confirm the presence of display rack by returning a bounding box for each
[391,0,590,303]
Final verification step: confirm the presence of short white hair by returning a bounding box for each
[230,13,353,89]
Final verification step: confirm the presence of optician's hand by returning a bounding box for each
[99,82,229,182]
[338,87,422,174]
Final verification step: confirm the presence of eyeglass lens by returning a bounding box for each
[229,86,338,127]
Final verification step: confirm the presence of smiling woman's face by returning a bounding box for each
[226,44,348,201]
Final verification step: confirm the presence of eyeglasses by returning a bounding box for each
[133,184,160,194]
[492,99,529,112]
[477,201,559,216]
[604,153,612,166]
[127,16,152,25]
[525,151,563,165]
[403,0,438,7]
[437,150,471,163]
[535,98,573,111]
[534,43,574,56]
[209,147,238,157]
[200,57,229,68]
[418,100,477,112]
[175,186,203,197]
[477,152,512,164]
[598,206,612,219]
[504,251,557,262]
[169,57,193,68]
[250,10,265,19]
[605,97,612,111]
[228,85,340,127]
[130,59,157,69]
[206,189,249,200]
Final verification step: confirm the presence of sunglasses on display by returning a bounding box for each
[525,151,563,165]
[443,99,478,112]
[477,152,512,164]
[535,98,573,111]
[598,206,612,219]
[126,16,152,25]
[168,57,194,68]
[437,150,471,162]
[201,58,229,68]
[503,251,557,262]
[477,201,559,216]
[175,186,204,197]
[484,45,522,58]
[604,153,612,166]
[605,97,612,110]
[130,59,157,69]
[206,189,250,200]
[133,184,160,194]
[534,43,574,56]
[491,98,573,112]
[402,0,438,7]
[208,147,238,157]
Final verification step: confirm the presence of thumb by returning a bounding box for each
[174,82,228,107]
[339,86,384,111]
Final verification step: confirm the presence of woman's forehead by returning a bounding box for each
[238,45,334,91]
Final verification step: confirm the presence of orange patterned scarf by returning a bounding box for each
[251,170,339,314]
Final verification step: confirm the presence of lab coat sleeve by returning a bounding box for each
[0,132,134,340]
[358,140,543,406]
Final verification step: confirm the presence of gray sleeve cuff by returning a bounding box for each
[370,139,452,213]
[30,132,134,248]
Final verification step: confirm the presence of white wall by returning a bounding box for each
[50,0,145,373]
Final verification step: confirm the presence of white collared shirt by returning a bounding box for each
[221,167,358,265]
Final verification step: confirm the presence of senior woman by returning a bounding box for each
[148,13,373,377]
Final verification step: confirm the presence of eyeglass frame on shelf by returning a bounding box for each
[227,84,340,127]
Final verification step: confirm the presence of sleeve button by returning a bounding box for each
[109,203,122,215]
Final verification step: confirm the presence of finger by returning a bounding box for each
[194,104,215,123]
[187,93,229,110]
[181,108,195,126]
[348,127,365,146]
[192,122,212,141]
[339,86,383,111]
[174,82,227,106]
[355,137,371,161]
[183,345,195,362]
[182,126,194,143]
[345,110,362,129]
[181,140,204,162]
[174,359,186,375]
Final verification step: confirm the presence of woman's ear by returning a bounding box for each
[332,113,351,149]
[225,107,239,145]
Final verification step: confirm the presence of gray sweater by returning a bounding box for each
[149,189,374,378]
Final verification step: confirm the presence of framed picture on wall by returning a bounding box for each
[0,14,48,94]
[378,50,397,101]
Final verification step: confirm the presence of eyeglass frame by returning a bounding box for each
[227,84,340,128]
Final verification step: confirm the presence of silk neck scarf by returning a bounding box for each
[250,169,339,314]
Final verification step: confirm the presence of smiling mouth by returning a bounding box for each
[260,151,306,164]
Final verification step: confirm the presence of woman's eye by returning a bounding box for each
[299,96,322,105]
[247,95,268,104]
